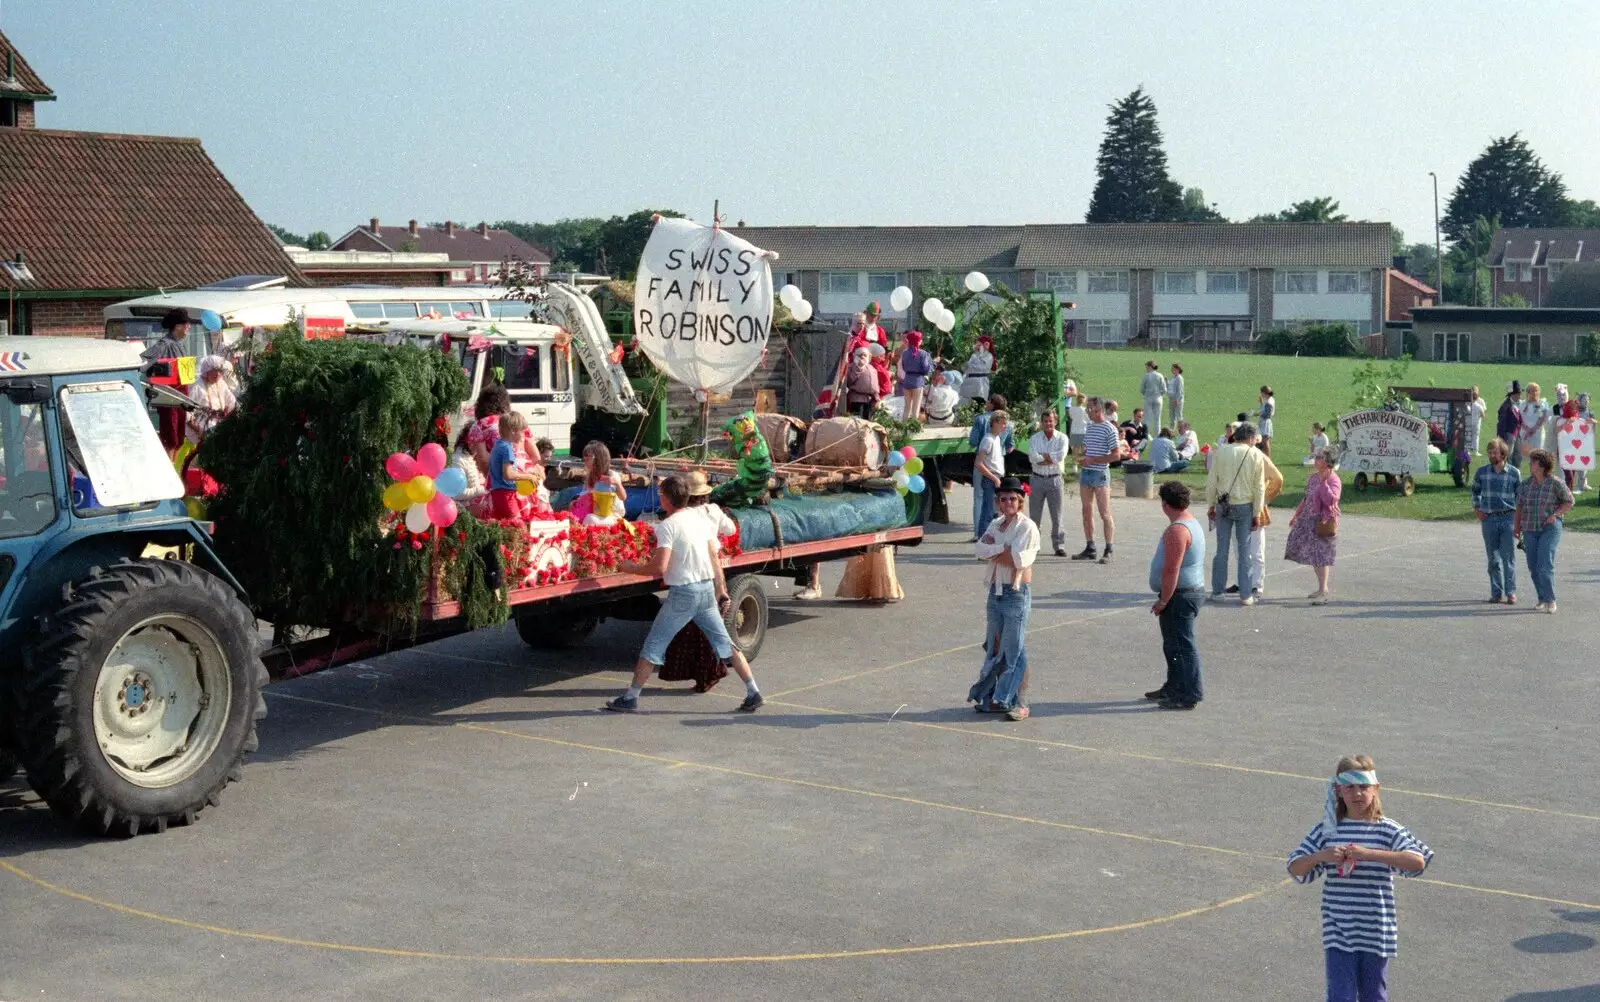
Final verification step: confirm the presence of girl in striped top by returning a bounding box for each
[1287,754,1433,1002]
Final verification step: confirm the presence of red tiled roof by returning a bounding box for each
[0,128,303,293]
[332,221,550,263]
[0,29,54,99]
[1388,269,1436,295]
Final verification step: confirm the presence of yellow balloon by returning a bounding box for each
[516,479,535,496]
[404,475,436,504]
[382,482,411,511]
[903,457,924,476]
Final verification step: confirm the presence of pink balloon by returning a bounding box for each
[385,452,418,481]
[900,446,916,460]
[426,492,458,528]
[416,442,448,478]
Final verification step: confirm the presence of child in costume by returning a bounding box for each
[960,336,997,403]
[1287,755,1432,1002]
[897,330,934,421]
[710,411,774,507]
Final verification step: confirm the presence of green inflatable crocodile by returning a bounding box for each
[710,410,773,507]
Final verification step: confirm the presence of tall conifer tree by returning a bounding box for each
[1086,87,1184,223]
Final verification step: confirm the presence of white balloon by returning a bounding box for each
[937,308,955,333]
[792,300,813,323]
[922,297,944,323]
[889,285,913,312]
[779,284,803,309]
[405,503,432,534]
[892,469,911,488]
[964,271,990,293]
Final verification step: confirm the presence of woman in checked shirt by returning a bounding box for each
[1514,448,1574,613]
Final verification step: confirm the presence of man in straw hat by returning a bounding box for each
[968,476,1040,721]
[605,474,762,713]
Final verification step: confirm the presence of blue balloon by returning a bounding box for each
[434,466,467,498]
[888,452,907,468]
[907,474,926,493]
[199,309,224,332]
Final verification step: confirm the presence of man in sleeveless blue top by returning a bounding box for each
[1146,480,1207,709]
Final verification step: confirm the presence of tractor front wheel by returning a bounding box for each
[15,559,266,837]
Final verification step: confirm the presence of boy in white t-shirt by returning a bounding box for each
[604,474,762,713]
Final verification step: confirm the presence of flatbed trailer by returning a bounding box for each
[261,524,924,680]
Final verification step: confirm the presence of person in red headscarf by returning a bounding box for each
[898,330,934,421]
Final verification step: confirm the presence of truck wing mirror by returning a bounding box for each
[0,378,49,404]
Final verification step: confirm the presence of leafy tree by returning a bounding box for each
[304,230,331,251]
[1086,87,1184,223]
[1454,215,1500,306]
[1442,134,1567,245]
[267,223,304,246]
[1496,292,1530,308]
[1562,199,1600,228]
[1250,197,1348,223]
[494,210,684,276]
[594,209,684,278]
[1549,263,1600,308]
[1179,187,1225,222]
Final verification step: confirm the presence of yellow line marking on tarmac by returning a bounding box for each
[0,859,1287,965]
[1411,879,1600,911]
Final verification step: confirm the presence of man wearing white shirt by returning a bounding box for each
[968,477,1041,721]
[1028,408,1069,555]
[1174,420,1199,461]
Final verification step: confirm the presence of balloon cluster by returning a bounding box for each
[778,284,814,324]
[921,298,957,334]
[886,446,927,495]
[382,443,469,534]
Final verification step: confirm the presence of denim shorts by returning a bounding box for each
[640,580,734,665]
[1079,464,1110,489]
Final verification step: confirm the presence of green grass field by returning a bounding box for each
[1062,348,1600,530]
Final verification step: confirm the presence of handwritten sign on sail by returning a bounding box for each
[633,217,775,393]
[1336,410,1430,476]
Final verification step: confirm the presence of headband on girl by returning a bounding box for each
[1323,769,1378,873]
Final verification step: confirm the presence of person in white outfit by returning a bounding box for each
[1141,360,1167,437]
[1028,408,1069,556]
[1166,363,1185,424]
[1466,386,1487,455]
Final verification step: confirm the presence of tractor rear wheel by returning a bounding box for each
[15,559,266,837]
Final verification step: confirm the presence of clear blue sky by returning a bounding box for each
[7,0,1598,247]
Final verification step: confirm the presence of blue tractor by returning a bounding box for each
[0,337,265,836]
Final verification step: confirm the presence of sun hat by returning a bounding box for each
[686,470,714,496]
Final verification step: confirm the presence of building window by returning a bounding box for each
[1084,319,1130,344]
[1274,271,1318,294]
[1040,270,1077,294]
[1433,331,1469,362]
[1502,332,1542,359]
[1548,262,1567,285]
[1327,271,1372,294]
[822,271,859,295]
[1086,270,1130,294]
[1206,270,1247,294]
[1154,270,1197,294]
[866,272,900,295]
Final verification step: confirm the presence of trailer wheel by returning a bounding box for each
[1353,473,1369,492]
[514,611,598,649]
[723,574,768,661]
[15,559,266,837]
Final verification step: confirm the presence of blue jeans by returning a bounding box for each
[973,476,997,535]
[968,585,1031,710]
[639,580,734,665]
[1480,511,1516,598]
[1325,948,1388,1002]
[1158,590,1204,703]
[1211,503,1257,596]
[1522,522,1562,605]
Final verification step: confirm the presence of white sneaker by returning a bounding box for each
[793,587,822,601]
[1309,592,1329,606]
[1241,596,1257,606]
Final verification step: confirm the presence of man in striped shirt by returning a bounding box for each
[1072,396,1126,564]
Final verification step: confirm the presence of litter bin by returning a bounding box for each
[1122,461,1155,499]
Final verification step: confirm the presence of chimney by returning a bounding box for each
[370,217,381,236]
[445,220,455,237]
[477,222,489,238]
[408,219,419,237]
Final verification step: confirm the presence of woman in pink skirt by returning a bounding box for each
[1286,445,1342,604]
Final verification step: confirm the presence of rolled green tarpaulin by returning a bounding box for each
[728,489,908,550]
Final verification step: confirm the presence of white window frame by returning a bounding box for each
[1501,331,1542,359]
[1327,271,1372,294]
[1039,270,1077,294]
[1274,270,1318,294]
[1154,270,1197,294]
[1205,270,1247,294]
[822,271,859,295]
[1083,319,1130,344]
[1086,269,1130,294]
[866,272,901,295]
[1433,331,1469,362]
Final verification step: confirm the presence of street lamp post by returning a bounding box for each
[1428,172,1444,305]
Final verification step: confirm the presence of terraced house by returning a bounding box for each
[733,222,1396,348]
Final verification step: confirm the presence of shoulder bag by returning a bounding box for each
[1312,477,1337,538]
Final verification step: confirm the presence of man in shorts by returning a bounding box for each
[1073,396,1126,564]
[604,474,763,713]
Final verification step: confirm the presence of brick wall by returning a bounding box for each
[1386,272,1434,321]
[16,101,35,128]
[26,298,112,337]
[301,270,448,288]
[1250,268,1274,329]
[1413,320,1584,362]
